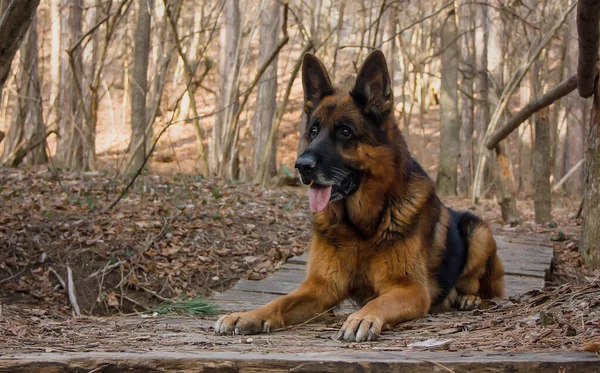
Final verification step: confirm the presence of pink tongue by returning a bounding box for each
[308,185,332,212]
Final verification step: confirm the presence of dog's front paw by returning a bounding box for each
[336,313,383,342]
[457,294,482,310]
[214,312,273,335]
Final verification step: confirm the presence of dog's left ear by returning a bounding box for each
[351,50,392,120]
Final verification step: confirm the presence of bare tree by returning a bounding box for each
[49,0,60,121]
[0,15,47,166]
[578,0,600,268]
[0,0,41,106]
[209,0,240,176]
[532,60,551,224]
[54,0,85,170]
[251,0,281,179]
[564,13,586,197]
[436,8,460,195]
[458,0,475,196]
[126,0,153,173]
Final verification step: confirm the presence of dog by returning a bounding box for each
[215,50,504,342]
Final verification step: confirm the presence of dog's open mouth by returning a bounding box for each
[308,182,332,212]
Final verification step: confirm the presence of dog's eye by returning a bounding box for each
[310,125,318,139]
[338,127,352,138]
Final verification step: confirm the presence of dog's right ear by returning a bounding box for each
[302,53,334,115]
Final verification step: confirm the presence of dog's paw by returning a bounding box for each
[336,313,383,342]
[214,312,272,335]
[457,294,482,310]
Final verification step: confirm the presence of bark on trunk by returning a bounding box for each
[495,143,521,225]
[458,0,475,196]
[54,0,85,170]
[533,106,552,224]
[0,15,46,167]
[126,0,153,174]
[50,0,60,119]
[578,0,600,269]
[252,0,280,179]
[582,88,600,268]
[209,0,240,176]
[436,9,460,196]
[0,0,41,106]
[473,1,491,197]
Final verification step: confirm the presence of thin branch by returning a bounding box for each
[553,159,585,192]
[486,73,578,149]
[378,0,453,47]
[67,266,81,316]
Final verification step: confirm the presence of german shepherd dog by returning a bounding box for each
[215,51,504,342]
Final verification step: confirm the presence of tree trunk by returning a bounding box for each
[473,1,491,197]
[251,0,280,179]
[436,9,460,196]
[54,0,85,170]
[582,88,600,268]
[533,106,552,224]
[50,0,60,121]
[564,13,586,197]
[82,0,99,171]
[0,0,40,106]
[0,15,46,167]
[458,0,475,196]
[495,143,521,225]
[126,0,153,174]
[209,0,240,176]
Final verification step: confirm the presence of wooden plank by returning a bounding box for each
[0,351,598,373]
[214,234,553,311]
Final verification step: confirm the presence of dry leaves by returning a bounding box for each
[0,168,311,315]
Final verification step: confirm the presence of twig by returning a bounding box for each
[552,159,585,192]
[48,267,66,289]
[140,286,170,302]
[67,266,81,316]
[278,306,336,332]
[378,0,454,46]
[122,295,148,310]
[85,260,125,280]
[0,269,26,285]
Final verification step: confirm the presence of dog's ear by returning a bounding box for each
[351,50,392,120]
[302,53,334,115]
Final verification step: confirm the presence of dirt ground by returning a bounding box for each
[0,282,598,355]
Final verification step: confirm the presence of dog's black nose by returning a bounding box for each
[295,154,317,173]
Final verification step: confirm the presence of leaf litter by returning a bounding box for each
[0,167,599,354]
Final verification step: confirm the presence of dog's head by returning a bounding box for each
[295,50,397,213]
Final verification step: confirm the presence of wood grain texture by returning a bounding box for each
[1,351,598,372]
[214,234,553,312]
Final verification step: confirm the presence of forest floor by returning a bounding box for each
[0,167,599,355]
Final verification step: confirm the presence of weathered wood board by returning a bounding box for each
[213,234,554,312]
[1,350,598,373]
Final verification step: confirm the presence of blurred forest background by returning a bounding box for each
[1,0,599,315]
[0,0,587,197]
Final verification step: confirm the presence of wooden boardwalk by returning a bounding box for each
[2,234,598,372]
[214,234,554,312]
